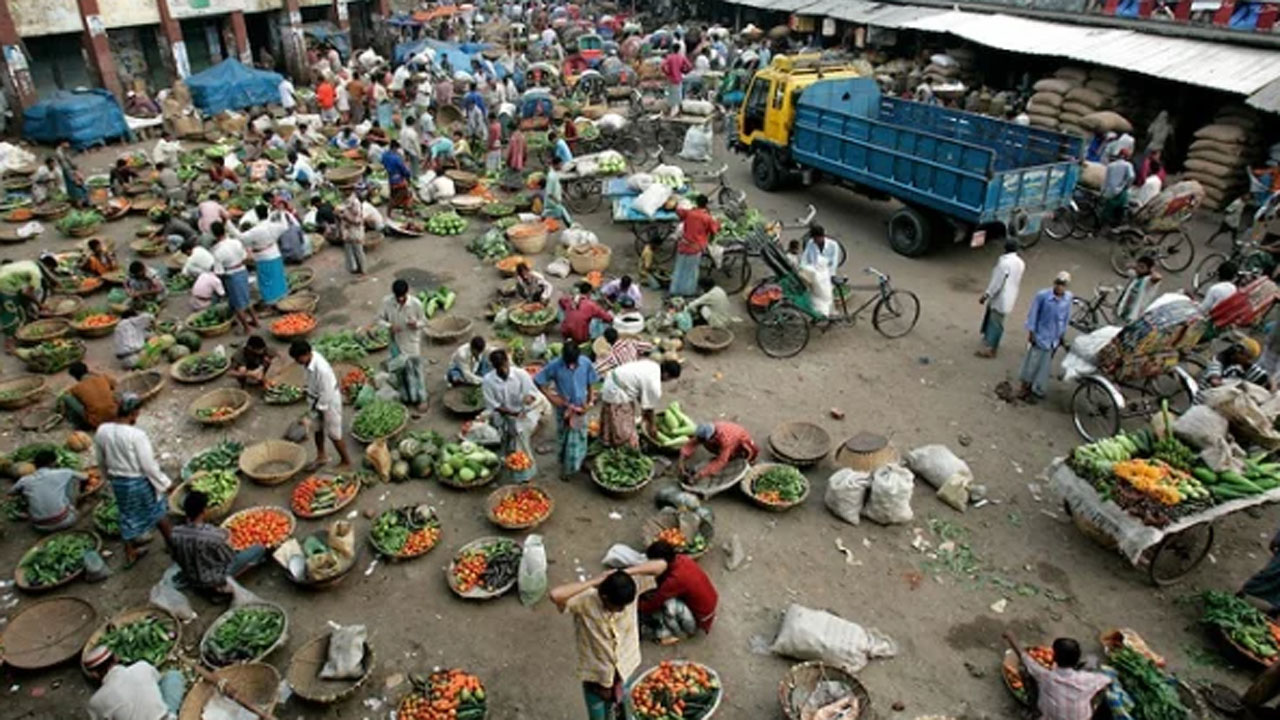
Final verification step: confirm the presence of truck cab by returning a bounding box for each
[734,54,863,190]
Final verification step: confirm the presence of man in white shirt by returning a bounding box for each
[278,76,296,111]
[390,64,412,93]
[286,151,315,187]
[977,238,1026,358]
[86,653,185,720]
[1200,260,1239,315]
[448,336,489,386]
[541,26,557,47]
[151,132,181,167]
[94,393,173,566]
[376,279,429,411]
[399,117,423,175]
[211,222,258,333]
[180,238,221,277]
[481,349,542,481]
[290,340,353,470]
[598,359,682,450]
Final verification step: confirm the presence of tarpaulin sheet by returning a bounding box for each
[22,89,129,149]
[395,39,509,79]
[185,59,284,115]
[303,22,350,58]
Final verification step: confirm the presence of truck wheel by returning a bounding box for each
[887,207,933,257]
[752,153,781,192]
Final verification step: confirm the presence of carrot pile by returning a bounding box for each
[397,669,486,720]
[1006,646,1053,697]
[270,313,316,336]
[196,405,238,422]
[291,475,359,517]
[585,270,603,288]
[77,313,116,328]
[492,486,550,527]
[340,368,368,397]
[78,277,102,292]
[402,525,442,556]
[630,661,720,720]
[223,507,292,550]
[8,208,32,221]
[504,451,533,472]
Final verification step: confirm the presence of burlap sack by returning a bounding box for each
[1066,87,1110,109]
[1216,114,1260,133]
[1185,157,1239,179]
[1059,111,1083,126]
[1185,171,1239,193]
[1187,148,1249,170]
[1030,91,1064,108]
[1062,100,1095,116]
[1089,68,1121,85]
[1061,124,1088,138]
[1054,67,1089,84]
[1026,102,1060,118]
[1190,137,1247,157]
[924,63,959,78]
[1195,124,1250,144]
[1028,113,1060,129]
[1217,105,1259,126]
[1034,78,1075,94]
[1081,110,1133,133]
[1080,161,1106,189]
[1085,79,1120,98]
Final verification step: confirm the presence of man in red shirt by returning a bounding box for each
[670,195,720,297]
[661,49,692,115]
[316,79,337,124]
[638,540,719,643]
[558,282,613,345]
[678,422,759,481]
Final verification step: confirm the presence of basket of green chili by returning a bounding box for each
[14,530,101,592]
[739,463,810,512]
[200,602,289,668]
[80,607,181,677]
[351,399,408,444]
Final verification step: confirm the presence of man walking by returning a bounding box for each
[376,279,428,412]
[94,394,172,567]
[291,340,354,471]
[535,343,599,482]
[977,239,1025,358]
[1018,272,1073,402]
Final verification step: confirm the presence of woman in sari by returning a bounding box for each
[55,142,88,207]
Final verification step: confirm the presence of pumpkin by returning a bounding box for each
[11,461,36,479]
[66,431,92,452]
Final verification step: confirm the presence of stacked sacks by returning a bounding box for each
[1027,70,1079,131]
[1068,69,1130,140]
[1185,106,1265,210]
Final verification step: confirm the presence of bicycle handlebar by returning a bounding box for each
[800,205,816,225]
[864,267,889,282]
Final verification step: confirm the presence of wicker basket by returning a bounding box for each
[269,312,318,340]
[0,375,46,410]
[567,243,612,274]
[69,312,119,339]
[832,433,899,473]
[19,406,63,432]
[80,607,181,677]
[20,339,85,374]
[507,222,548,254]
[178,663,281,720]
[679,456,751,498]
[168,473,239,521]
[130,237,167,257]
[450,196,486,214]
[326,165,365,185]
[33,202,69,220]
[486,484,554,530]
[116,370,165,404]
[199,602,288,668]
[426,315,474,343]
[446,169,479,191]
[221,506,296,550]
[288,267,316,293]
[445,536,522,599]
[642,507,714,559]
[169,352,230,384]
[0,596,98,670]
[186,309,234,337]
[769,421,832,467]
[442,386,485,417]
[14,530,103,593]
[287,634,375,704]
[63,223,101,239]
[625,662,723,719]
[686,325,735,353]
[370,505,443,557]
[188,388,252,426]
[509,303,556,336]
[39,295,83,318]
[276,291,319,314]
[778,661,870,720]
[589,452,656,496]
[15,318,71,345]
[63,276,104,296]
[239,440,308,486]
[739,463,811,512]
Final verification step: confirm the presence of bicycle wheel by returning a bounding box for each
[1147,523,1214,586]
[564,178,603,215]
[1144,369,1194,415]
[614,135,649,167]
[1069,296,1099,334]
[1192,253,1227,293]
[1204,225,1232,248]
[833,239,847,268]
[1155,229,1194,273]
[1073,196,1100,238]
[632,224,675,264]
[701,248,751,295]
[1109,234,1141,277]
[1042,206,1075,241]
[746,277,781,323]
[1072,378,1121,442]
[756,304,810,358]
[872,290,920,338]
[716,186,744,217]
[1018,231,1042,250]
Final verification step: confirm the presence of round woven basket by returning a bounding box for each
[288,267,316,293]
[426,315,474,343]
[625,662,723,719]
[15,318,71,345]
[287,634,375,704]
[269,312,318,340]
[589,452,656,496]
[239,440,308,486]
[130,237,167,257]
[769,422,832,467]
[188,388,252,426]
[739,463,811,512]
[642,508,715,559]
[63,223,101,239]
[169,352,230,384]
[686,325,735,353]
[39,295,83,318]
[80,607,181,678]
[276,291,319,314]
[442,386,485,417]
[445,536,523,600]
[446,169,479,191]
[567,244,611,274]
[486,484,554,530]
[185,309,234,338]
[168,473,240,521]
[509,303,556,336]
[0,375,46,411]
[507,223,548,254]
[450,195,486,214]
[33,202,69,219]
[0,596,97,670]
[178,663,281,720]
[199,602,289,668]
[69,312,119,339]
[221,506,296,550]
[63,276,104,296]
[14,530,103,593]
[116,370,165,404]
[350,406,408,444]
[778,661,870,720]
[21,339,85,374]
[326,165,364,185]
[370,505,442,558]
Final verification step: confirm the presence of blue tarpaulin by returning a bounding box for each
[185,59,283,115]
[22,89,129,149]
[303,22,350,58]
[393,39,508,79]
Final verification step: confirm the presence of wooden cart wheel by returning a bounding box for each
[1147,522,1214,586]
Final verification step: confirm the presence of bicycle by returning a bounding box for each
[746,206,848,322]
[1068,284,1119,335]
[1108,226,1195,277]
[1191,236,1274,293]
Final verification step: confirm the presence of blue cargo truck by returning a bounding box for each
[734,68,1084,257]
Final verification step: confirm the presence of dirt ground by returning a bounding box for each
[0,133,1274,720]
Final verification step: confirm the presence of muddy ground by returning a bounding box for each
[0,134,1272,720]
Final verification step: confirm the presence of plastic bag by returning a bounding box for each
[1202,382,1280,449]
[679,123,713,162]
[905,445,973,491]
[366,439,391,481]
[546,257,572,278]
[284,415,309,442]
[1173,405,1230,450]
[531,334,548,359]
[518,534,548,607]
[602,543,646,568]
[598,113,628,131]
[226,577,266,608]
[824,469,871,525]
[319,624,368,680]
[329,520,355,558]
[862,463,914,525]
[627,172,654,192]
[429,176,456,200]
[633,183,672,218]
[769,603,898,672]
[82,549,111,582]
[560,227,599,248]
[462,420,502,446]
[16,221,42,238]
[150,565,197,621]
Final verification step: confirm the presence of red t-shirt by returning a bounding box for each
[558,295,612,344]
[316,82,336,109]
[675,207,720,255]
[638,555,719,631]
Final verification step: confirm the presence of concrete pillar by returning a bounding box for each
[280,0,307,83]
[76,0,125,99]
[374,0,391,18]
[332,0,349,31]
[205,22,223,63]
[229,10,252,65]
[0,0,37,111]
[154,0,190,80]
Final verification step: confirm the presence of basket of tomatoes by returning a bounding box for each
[446,537,522,600]
[291,474,363,519]
[221,506,295,551]
[397,668,486,720]
[1002,645,1053,707]
[369,505,441,560]
[270,312,318,340]
[69,308,119,338]
[485,484,553,530]
[628,660,722,720]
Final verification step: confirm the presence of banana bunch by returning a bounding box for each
[1072,433,1140,481]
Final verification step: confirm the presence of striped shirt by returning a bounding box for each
[1202,358,1270,388]
[567,575,656,685]
[1020,654,1111,720]
[170,522,236,589]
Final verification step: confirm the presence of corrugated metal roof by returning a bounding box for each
[830,1,946,27]
[1247,78,1280,113]
[902,10,1280,96]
